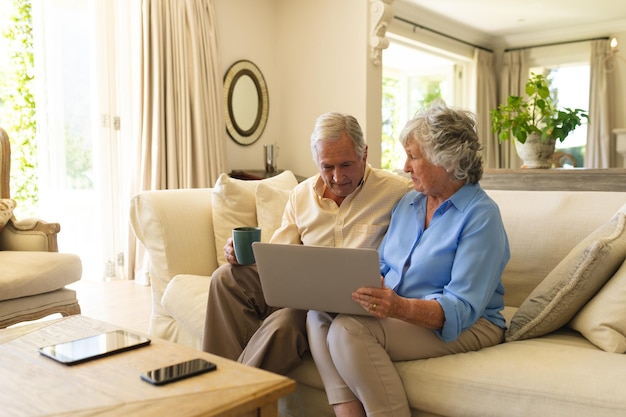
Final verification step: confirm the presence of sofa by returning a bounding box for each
[129,169,626,417]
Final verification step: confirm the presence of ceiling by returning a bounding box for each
[401,0,626,47]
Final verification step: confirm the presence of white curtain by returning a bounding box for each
[129,0,226,281]
[475,49,498,168]
[498,50,526,169]
[585,40,612,168]
[135,0,226,191]
[33,0,136,280]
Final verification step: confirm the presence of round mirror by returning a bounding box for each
[224,60,269,146]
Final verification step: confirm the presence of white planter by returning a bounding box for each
[515,132,556,169]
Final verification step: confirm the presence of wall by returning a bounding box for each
[214,1,626,174]
[213,0,279,174]
[215,0,377,178]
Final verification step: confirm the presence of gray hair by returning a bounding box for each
[399,104,483,184]
[310,112,366,161]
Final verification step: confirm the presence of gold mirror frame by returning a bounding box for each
[223,60,269,146]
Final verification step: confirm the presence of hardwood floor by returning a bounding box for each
[10,279,152,335]
[68,279,152,334]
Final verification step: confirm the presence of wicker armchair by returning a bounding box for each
[0,127,82,328]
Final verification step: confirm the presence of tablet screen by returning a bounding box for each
[39,330,151,365]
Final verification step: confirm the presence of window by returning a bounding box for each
[527,65,590,167]
[526,42,591,168]
[29,0,137,280]
[382,37,472,172]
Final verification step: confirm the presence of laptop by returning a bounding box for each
[252,242,382,315]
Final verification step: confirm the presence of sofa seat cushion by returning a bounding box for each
[396,329,626,417]
[0,252,82,301]
[0,287,78,324]
[289,329,626,417]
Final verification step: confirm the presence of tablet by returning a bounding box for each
[38,330,151,365]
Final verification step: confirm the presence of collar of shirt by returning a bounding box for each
[409,182,481,214]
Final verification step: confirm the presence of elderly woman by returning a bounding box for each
[307,104,510,417]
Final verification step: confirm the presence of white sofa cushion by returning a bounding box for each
[255,182,291,243]
[506,205,626,342]
[0,251,82,301]
[211,171,298,265]
[396,329,626,417]
[485,190,626,308]
[569,258,626,353]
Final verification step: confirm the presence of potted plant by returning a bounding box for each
[491,73,589,168]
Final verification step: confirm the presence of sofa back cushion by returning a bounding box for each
[505,205,626,342]
[485,190,626,308]
[569,257,626,353]
[211,171,298,265]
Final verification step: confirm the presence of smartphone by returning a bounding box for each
[39,330,151,366]
[140,358,217,386]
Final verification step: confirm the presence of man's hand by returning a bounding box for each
[224,237,239,265]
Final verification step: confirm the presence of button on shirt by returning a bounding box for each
[270,165,412,249]
[379,183,510,342]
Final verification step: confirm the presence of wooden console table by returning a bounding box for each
[480,169,626,192]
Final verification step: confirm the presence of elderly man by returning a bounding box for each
[202,112,411,375]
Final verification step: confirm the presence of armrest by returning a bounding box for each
[0,217,60,252]
[129,188,219,307]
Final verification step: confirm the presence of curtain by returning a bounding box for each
[128,0,226,281]
[498,50,525,168]
[475,49,498,168]
[585,40,612,168]
[33,0,131,279]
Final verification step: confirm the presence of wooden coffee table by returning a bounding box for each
[0,315,295,416]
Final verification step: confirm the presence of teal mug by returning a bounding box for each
[232,227,262,265]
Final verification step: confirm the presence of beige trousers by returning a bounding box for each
[202,264,308,375]
[307,311,504,417]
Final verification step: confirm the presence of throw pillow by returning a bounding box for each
[256,182,292,243]
[0,199,16,232]
[569,259,626,353]
[211,171,298,265]
[505,205,626,343]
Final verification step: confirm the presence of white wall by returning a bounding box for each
[214,0,279,174]
[215,0,379,178]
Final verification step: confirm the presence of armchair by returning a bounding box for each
[0,127,82,328]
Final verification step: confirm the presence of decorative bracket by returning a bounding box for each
[369,0,394,66]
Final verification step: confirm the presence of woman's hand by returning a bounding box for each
[352,276,399,318]
[352,276,445,329]
[224,238,240,265]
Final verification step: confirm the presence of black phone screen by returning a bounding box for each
[140,358,217,386]
[38,330,151,365]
